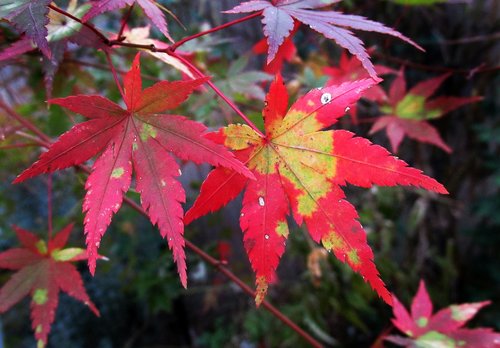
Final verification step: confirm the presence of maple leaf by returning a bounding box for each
[387,280,500,348]
[323,50,397,123]
[0,1,107,97]
[370,72,482,153]
[252,21,299,74]
[185,74,447,305]
[13,53,254,287]
[0,224,99,348]
[225,0,422,79]
[83,0,175,42]
[0,0,52,57]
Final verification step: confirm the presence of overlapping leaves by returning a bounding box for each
[185,75,447,305]
[14,53,253,286]
[226,0,422,79]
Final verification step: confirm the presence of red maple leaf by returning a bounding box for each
[387,280,500,348]
[370,72,482,153]
[225,0,422,79]
[185,74,447,305]
[14,53,253,286]
[323,50,397,123]
[0,224,99,348]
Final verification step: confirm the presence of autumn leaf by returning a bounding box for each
[83,0,176,42]
[370,72,482,153]
[14,53,253,287]
[252,21,299,74]
[185,74,447,305]
[0,1,106,97]
[225,0,422,79]
[387,280,500,347]
[0,224,99,348]
[323,50,397,123]
[0,0,52,57]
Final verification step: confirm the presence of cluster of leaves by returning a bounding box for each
[0,0,495,346]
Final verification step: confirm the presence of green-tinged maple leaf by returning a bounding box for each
[217,55,274,101]
[13,53,254,287]
[370,72,482,153]
[0,224,99,348]
[185,75,447,305]
[386,280,500,347]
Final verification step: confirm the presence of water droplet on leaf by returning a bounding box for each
[321,93,332,105]
[258,197,265,206]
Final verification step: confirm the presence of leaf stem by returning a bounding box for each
[47,174,53,240]
[168,51,265,137]
[117,4,135,41]
[104,51,126,100]
[169,12,262,52]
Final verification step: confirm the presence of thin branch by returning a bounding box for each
[168,51,265,137]
[0,142,39,150]
[47,174,53,240]
[47,4,110,44]
[169,12,262,52]
[0,100,51,143]
[117,4,135,40]
[104,51,126,100]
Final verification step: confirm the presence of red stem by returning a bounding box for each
[169,12,262,52]
[47,174,53,240]
[47,4,109,44]
[3,103,321,347]
[169,51,265,137]
[105,51,126,100]
[117,4,135,40]
[120,196,322,348]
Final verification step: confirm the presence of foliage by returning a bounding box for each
[0,0,497,346]
[370,72,482,153]
[186,74,446,305]
[0,224,99,347]
[386,280,500,347]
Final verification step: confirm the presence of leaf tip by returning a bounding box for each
[255,276,268,307]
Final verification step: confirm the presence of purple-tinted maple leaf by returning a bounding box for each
[186,75,447,305]
[225,0,422,79]
[14,53,253,287]
[83,0,174,41]
[253,21,299,73]
[0,0,52,58]
[389,280,500,348]
[0,224,99,348]
[370,72,482,153]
